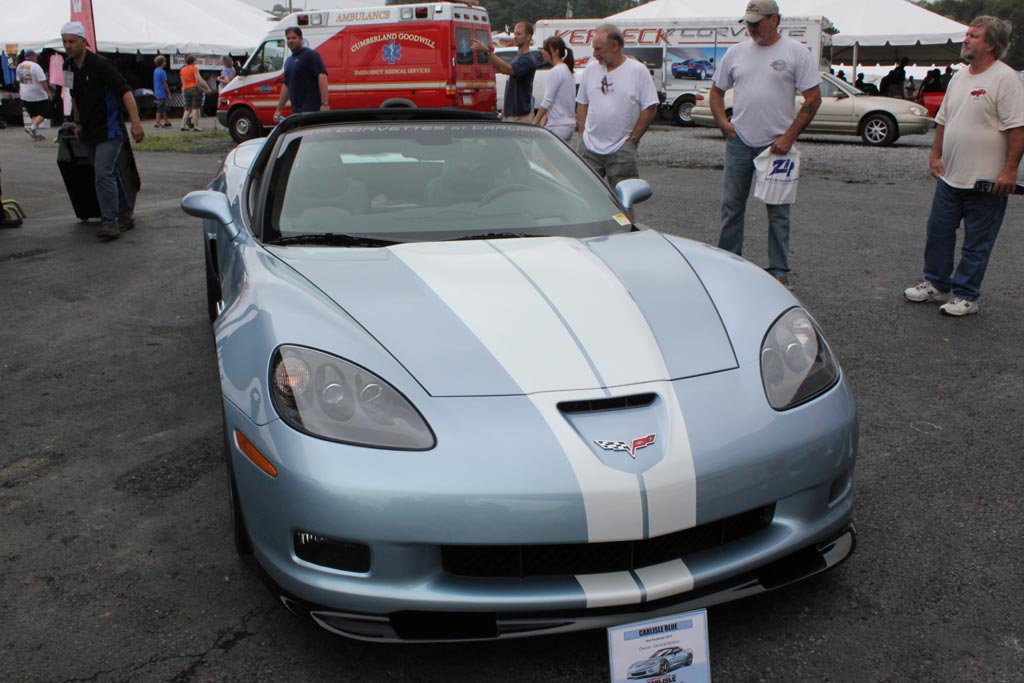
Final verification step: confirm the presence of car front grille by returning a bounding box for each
[442,504,775,578]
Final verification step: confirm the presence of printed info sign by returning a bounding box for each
[607,609,710,683]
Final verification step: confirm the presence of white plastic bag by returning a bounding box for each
[753,147,801,205]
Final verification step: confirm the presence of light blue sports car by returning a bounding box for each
[181,109,857,642]
[628,646,693,678]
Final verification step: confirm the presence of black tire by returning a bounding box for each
[698,69,706,80]
[204,240,221,323]
[671,97,696,127]
[658,660,669,675]
[227,107,262,143]
[860,112,898,146]
[224,423,253,556]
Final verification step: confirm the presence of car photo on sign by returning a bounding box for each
[180,108,857,643]
[627,646,694,679]
[671,59,715,80]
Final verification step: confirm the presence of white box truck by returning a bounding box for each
[533,16,835,126]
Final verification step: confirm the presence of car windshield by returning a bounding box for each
[262,122,633,244]
[652,648,674,656]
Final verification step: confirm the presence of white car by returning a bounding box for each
[690,72,932,146]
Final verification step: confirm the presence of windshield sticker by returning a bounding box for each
[613,213,631,226]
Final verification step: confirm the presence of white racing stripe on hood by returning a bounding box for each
[491,238,670,387]
[530,392,644,543]
[394,237,696,542]
[642,383,698,537]
[391,240,600,394]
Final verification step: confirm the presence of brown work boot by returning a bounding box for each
[118,215,135,232]
[96,222,121,240]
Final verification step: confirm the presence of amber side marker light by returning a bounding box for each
[235,429,278,478]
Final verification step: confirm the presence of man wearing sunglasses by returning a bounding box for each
[575,24,660,190]
[710,0,821,289]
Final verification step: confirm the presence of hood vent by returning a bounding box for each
[558,393,657,415]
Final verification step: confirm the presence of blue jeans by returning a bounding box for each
[718,136,791,276]
[922,179,1007,301]
[87,138,131,224]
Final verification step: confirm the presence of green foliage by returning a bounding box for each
[916,0,1024,68]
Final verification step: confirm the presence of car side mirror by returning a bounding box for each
[615,179,653,211]
[181,190,240,240]
[237,66,249,77]
[835,90,848,99]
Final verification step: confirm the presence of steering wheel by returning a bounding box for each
[478,184,533,206]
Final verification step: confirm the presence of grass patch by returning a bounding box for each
[133,127,235,154]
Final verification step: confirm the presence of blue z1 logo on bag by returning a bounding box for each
[770,159,796,178]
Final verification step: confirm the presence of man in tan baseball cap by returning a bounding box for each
[741,0,780,24]
[709,0,821,288]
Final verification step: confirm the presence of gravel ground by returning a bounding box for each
[640,122,935,182]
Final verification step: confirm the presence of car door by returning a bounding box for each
[802,75,854,133]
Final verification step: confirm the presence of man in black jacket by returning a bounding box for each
[61,21,144,240]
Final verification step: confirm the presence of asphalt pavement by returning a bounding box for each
[1,122,1022,683]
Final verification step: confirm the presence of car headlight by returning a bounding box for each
[760,308,840,410]
[908,105,927,116]
[270,345,435,450]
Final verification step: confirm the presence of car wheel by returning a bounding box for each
[224,423,253,556]
[671,97,696,127]
[204,240,221,323]
[658,660,669,674]
[228,107,261,144]
[685,653,693,666]
[860,113,898,146]
[698,69,706,80]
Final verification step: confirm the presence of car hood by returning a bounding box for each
[269,230,737,397]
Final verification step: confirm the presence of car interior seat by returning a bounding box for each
[423,139,499,206]
[280,144,371,231]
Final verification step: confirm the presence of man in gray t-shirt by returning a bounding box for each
[709,0,821,288]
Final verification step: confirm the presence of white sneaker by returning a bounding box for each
[904,280,949,303]
[940,297,979,317]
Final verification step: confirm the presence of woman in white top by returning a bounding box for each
[532,36,576,142]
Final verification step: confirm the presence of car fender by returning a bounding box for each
[213,242,420,427]
[661,234,798,365]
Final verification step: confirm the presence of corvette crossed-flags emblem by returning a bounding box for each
[594,434,656,459]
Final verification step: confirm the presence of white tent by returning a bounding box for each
[0,0,274,55]
[612,0,968,65]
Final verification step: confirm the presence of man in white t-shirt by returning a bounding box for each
[575,24,659,189]
[709,0,821,289]
[17,50,54,142]
[903,16,1024,317]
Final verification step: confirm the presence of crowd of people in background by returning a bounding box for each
[3,5,1021,322]
[837,59,959,102]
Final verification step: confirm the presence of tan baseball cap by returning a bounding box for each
[740,0,780,23]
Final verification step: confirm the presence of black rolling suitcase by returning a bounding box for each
[57,125,141,221]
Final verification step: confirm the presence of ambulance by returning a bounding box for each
[534,16,835,126]
[218,3,497,142]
